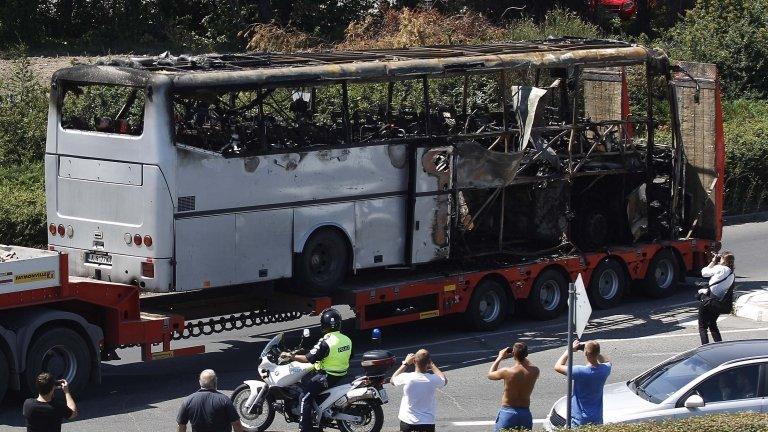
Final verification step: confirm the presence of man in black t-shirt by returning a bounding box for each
[23,372,78,432]
[177,369,244,432]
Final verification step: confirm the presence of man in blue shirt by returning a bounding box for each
[554,339,611,426]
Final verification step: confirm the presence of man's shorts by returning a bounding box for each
[400,421,435,432]
[494,406,533,431]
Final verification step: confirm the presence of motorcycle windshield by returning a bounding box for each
[260,333,283,358]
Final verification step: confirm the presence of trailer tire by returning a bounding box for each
[588,259,627,309]
[643,249,679,298]
[23,327,91,397]
[0,349,8,402]
[526,269,568,320]
[294,229,350,295]
[464,279,509,331]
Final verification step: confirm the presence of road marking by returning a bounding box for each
[451,419,547,427]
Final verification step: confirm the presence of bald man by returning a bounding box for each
[177,369,244,432]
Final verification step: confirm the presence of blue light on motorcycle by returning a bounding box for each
[372,328,381,341]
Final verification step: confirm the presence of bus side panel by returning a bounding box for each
[672,62,722,241]
[234,209,293,284]
[354,197,406,269]
[175,215,235,290]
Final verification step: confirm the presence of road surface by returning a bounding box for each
[1,215,766,431]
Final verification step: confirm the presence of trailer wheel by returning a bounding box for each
[23,327,91,397]
[526,269,568,320]
[588,259,627,309]
[643,249,679,298]
[294,229,350,295]
[464,279,509,331]
[0,349,9,402]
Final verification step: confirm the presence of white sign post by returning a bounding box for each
[566,273,593,429]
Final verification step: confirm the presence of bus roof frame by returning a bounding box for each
[52,37,663,90]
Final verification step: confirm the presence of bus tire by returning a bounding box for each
[464,279,509,331]
[526,269,568,320]
[643,249,679,298]
[294,229,349,295]
[0,349,8,402]
[588,259,627,309]
[23,327,91,397]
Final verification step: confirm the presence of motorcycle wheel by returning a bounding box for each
[231,384,276,432]
[337,400,384,432]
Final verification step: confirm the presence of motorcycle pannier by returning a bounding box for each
[361,350,396,376]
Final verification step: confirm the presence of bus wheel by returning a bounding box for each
[295,229,349,295]
[643,249,679,298]
[23,327,91,397]
[464,279,509,331]
[0,349,9,402]
[526,269,568,320]
[588,259,627,309]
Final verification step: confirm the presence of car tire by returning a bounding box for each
[643,249,679,298]
[294,229,350,296]
[588,259,627,309]
[23,327,91,397]
[464,278,509,331]
[526,269,568,320]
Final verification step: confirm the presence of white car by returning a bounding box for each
[545,340,768,430]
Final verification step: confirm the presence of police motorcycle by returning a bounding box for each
[231,329,394,432]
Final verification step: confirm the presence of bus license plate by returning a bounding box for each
[85,252,112,266]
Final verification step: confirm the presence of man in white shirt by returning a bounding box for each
[391,349,447,432]
[698,251,735,344]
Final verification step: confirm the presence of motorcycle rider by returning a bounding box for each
[283,308,352,432]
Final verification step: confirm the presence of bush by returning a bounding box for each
[0,163,46,248]
[664,0,768,98]
[0,57,48,166]
[723,99,768,214]
[572,413,768,432]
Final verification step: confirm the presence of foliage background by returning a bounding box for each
[1,0,767,247]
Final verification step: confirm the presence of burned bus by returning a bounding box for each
[45,38,723,310]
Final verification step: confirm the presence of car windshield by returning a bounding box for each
[632,353,713,403]
[260,333,283,358]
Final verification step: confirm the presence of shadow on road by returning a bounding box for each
[1,278,766,427]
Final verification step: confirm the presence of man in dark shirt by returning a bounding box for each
[177,369,244,432]
[23,372,78,432]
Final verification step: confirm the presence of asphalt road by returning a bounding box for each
[1,215,767,431]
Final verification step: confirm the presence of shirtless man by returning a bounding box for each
[487,342,540,431]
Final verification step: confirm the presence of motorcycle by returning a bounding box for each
[231,329,395,432]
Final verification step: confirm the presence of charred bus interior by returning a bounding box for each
[54,39,719,275]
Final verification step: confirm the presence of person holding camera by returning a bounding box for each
[487,342,539,431]
[392,349,447,432]
[22,373,78,432]
[555,339,611,427]
[698,251,736,345]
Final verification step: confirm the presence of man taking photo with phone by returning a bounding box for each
[23,373,78,432]
[487,342,540,431]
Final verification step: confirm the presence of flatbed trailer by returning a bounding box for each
[0,238,717,402]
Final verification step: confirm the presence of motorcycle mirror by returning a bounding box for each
[303,328,310,338]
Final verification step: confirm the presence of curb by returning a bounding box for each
[734,289,768,322]
[724,211,768,226]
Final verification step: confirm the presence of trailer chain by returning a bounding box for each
[117,310,304,349]
[173,310,305,340]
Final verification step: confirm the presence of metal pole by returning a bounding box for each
[566,282,576,429]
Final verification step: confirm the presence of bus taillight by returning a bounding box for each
[57,224,65,236]
[66,225,74,238]
[143,235,153,247]
[48,223,56,235]
[133,234,143,246]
